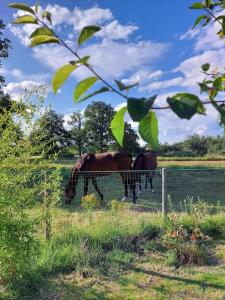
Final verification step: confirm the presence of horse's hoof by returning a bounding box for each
[151,189,155,193]
[138,190,142,195]
[121,197,127,202]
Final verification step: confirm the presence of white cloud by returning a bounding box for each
[32,39,167,80]
[122,69,163,88]
[142,77,183,92]
[180,14,225,52]
[0,66,49,82]
[3,80,45,100]
[175,48,225,88]
[97,20,138,40]
[10,4,168,82]
[157,104,224,144]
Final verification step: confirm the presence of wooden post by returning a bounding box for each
[162,168,167,218]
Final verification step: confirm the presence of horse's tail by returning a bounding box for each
[132,152,144,169]
[127,152,133,166]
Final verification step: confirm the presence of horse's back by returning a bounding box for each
[79,152,132,171]
[133,151,157,170]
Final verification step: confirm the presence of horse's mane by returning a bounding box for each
[132,152,144,169]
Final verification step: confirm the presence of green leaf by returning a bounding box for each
[8,3,35,15]
[127,95,157,122]
[138,112,159,150]
[30,27,54,38]
[198,82,209,93]
[222,18,225,34]
[189,2,205,9]
[111,106,127,146]
[70,56,90,66]
[205,0,211,7]
[76,87,109,103]
[35,1,39,13]
[52,64,77,94]
[115,80,139,91]
[13,15,37,24]
[210,100,225,125]
[193,15,205,28]
[42,11,52,24]
[74,77,98,101]
[78,25,101,46]
[30,35,59,47]
[213,77,223,90]
[167,93,205,119]
[201,63,210,72]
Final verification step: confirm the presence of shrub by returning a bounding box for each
[81,193,101,210]
[110,199,124,210]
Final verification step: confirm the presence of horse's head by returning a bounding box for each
[64,182,76,204]
[64,171,79,204]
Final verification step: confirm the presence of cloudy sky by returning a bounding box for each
[1,0,225,144]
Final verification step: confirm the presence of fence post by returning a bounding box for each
[162,168,167,218]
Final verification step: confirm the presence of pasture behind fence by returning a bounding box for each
[10,167,224,240]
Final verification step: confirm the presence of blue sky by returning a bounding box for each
[1,0,225,144]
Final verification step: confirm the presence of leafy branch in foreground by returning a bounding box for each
[8,1,225,149]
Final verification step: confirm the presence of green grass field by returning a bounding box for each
[13,209,225,300]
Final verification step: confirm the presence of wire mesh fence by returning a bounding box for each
[3,166,224,239]
[61,168,225,211]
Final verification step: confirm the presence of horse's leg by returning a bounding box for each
[150,171,155,193]
[145,174,148,190]
[132,182,137,204]
[92,177,104,202]
[84,175,89,196]
[138,173,142,193]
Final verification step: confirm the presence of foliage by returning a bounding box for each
[0,90,63,297]
[80,193,101,210]
[84,101,115,152]
[68,111,86,156]
[0,20,11,92]
[0,96,42,285]
[111,122,140,154]
[159,134,225,157]
[30,109,70,156]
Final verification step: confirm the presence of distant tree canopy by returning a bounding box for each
[159,134,225,157]
[30,109,70,156]
[84,101,115,153]
[68,111,86,156]
[0,20,12,113]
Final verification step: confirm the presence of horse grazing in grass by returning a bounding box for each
[65,152,133,204]
[132,151,158,193]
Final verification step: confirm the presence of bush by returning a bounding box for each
[81,193,101,210]
[110,199,124,210]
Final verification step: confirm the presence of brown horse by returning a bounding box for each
[132,151,158,193]
[65,152,133,204]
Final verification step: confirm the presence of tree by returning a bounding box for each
[182,135,208,156]
[8,1,225,149]
[111,122,140,154]
[84,101,115,152]
[30,109,70,156]
[0,20,12,112]
[68,111,87,156]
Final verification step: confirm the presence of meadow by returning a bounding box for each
[2,157,225,300]
[6,207,225,300]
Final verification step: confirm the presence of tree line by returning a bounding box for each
[159,134,225,157]
[30,101,141,156]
